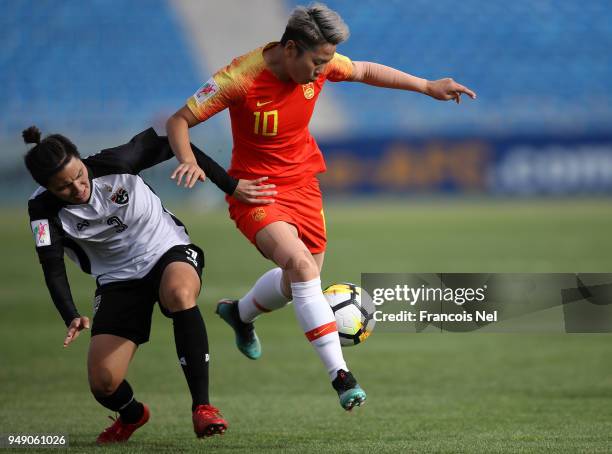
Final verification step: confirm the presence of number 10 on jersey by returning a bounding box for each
[253,110,278,136]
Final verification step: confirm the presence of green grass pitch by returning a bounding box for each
[1,199,611,453]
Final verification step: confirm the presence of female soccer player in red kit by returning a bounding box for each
[166,3,476,410]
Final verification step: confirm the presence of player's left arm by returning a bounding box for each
[350,61,476,104]
[85,129,230,194]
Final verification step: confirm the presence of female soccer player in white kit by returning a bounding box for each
[24,126,275,443]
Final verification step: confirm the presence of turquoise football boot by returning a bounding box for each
[332,369,367,410]
[216,299,261,360]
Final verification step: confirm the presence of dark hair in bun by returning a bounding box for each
[22,126,42,145]
[23,126,81,187]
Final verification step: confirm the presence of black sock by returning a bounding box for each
[93,380,144,424]
[172,306,210,411]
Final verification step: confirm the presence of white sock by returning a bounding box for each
[291,278,348,380]
[238,268,291,323]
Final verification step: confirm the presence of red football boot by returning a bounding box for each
[96,404,150,444]
[192,404,228,438]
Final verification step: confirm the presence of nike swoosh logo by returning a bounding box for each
[256,100,273,107]
[313,326,334,338]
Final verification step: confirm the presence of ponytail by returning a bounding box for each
[23,126,81,186]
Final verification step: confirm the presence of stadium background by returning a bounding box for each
[1,1,611,452]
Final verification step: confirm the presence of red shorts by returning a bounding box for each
[227,178,327,254]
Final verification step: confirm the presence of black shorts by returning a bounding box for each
[90,243,204,345]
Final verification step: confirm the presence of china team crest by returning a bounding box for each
[251,207,266,222]
[302,82,315,99]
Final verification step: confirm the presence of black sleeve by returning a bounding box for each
[86,128,239,195]
[41,257,80,326]
[190,142,239,195]
[28,197,79,327]
[85,128,172,175]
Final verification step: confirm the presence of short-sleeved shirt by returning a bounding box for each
[186,42,354,189]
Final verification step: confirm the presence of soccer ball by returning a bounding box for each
[323,283,376,347]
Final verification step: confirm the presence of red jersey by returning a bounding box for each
[186,42,354,189]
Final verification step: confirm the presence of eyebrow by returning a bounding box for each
[57,168,83,189]
[314,57,332,65]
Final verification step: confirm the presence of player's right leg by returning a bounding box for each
[157,248,227,438]
[256,221,366,410]
[88,335,150,444]
[220,179,330,360]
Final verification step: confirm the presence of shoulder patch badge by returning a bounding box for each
[31,219,51,247]
[194,77,219,105]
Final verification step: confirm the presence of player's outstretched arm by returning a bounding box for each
[39,257,84,346]
[350,61,476,104]
[167,106,206,188]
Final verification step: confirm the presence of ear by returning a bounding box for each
[284,40,298,58]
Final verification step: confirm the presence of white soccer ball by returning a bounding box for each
[323,283,376,347]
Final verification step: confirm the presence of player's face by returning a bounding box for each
[47,157,91,204]
[286,42,336,84]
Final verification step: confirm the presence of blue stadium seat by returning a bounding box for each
[2,1,611,137]
[0,0,201,134]
[286,0,612,135]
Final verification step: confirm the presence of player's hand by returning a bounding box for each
[171,161,206,188]
[233,177,277,205]
[63,316,90,348]
[425,78,477,104]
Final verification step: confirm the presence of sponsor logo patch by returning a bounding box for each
[186,248,199,267]
[76,220,90,232]
[31,219,51,247]
[305,321,337,341]
[194,77,219,105]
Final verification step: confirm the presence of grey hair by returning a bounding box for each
[281,3,350,49]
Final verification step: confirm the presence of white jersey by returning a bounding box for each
[28,128,238,325]
[28,129,192,285]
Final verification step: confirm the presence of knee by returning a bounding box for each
[162,286,197,313]
[89,366,121,397]
[281,271,293,299]
[282,251,319,282]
